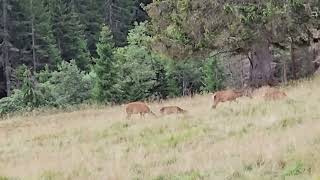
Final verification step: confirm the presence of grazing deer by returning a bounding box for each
[125,102,156,119]
[252,85,275,98]
[211,89,250,109]
[263,89,287,101]
[159,106,187,115]
[252,86,287,101]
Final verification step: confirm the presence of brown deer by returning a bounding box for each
[125,102,156,119]
[252,86,287,101]
[263,89,287,101]
[251,85,275,98]
[159,106,187,115]
[211,89,249,109]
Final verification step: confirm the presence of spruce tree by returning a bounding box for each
[29,0,62,69]
[0,0,30,96]
[72,0,104,57]
[92,25,118,103]
[47,0,90,71]
[103,0,135,46]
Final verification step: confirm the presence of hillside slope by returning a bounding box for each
[0,76,320,180]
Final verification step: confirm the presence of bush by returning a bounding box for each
[0,90,25,115]
[202,56,225,92]
[39,60,93,107]
[166,59,203,97]
[0,67,43,115]
[1,61,94,116]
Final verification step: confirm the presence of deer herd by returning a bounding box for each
[125,85,287,119]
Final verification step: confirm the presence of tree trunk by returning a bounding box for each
[105,0,113,29]
[248,41,274,87]
[0,57,6,98]
[3,0,11,96]
[182,77,187,96]
[282,60,288,85]
[31,0,37,73]
[290,37,297,79]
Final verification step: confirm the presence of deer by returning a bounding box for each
[252,86,287,101]
[159,106,187,115]
[211,89,252,109]
[263,89,287,101]
[125,102,156,119]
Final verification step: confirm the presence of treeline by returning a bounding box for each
[1,0,320,114]
[0,0,151,97]
[0,21,224,114]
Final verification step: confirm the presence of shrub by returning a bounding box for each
[0,90,25,115]
[1,61,94,116]
[41,60,93,107]
[202,56,225,92]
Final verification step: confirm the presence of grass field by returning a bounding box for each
[1,76,320,180]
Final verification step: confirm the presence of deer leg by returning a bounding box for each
[212,102,218,109]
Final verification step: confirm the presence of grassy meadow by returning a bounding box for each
[1,76,320,180]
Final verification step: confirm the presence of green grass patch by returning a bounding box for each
[282,161,306,178]
[278,116,303,129]
[39,170,64,180]
[154,170,207,180]
[0,176,19,180]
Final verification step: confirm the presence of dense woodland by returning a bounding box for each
[0,0,320,114]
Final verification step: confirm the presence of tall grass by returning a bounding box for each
[0,76,320,180]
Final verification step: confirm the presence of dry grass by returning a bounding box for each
[1,76,320,180]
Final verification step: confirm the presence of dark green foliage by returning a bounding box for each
[92,25,118,103]
[0,90,25,115]
[150,56,169,100]
[20,68,40,108]
[116,45,158,102]
[104,0,135,46]
[202,57,225,92]
[72,0,104,57]
[114,22,169,102]
[42,60,93,106]
[47,0,90,71]
[1,61,93,115]
[29,0,62,67]
[166,59,203,97]
[0,67,41,115]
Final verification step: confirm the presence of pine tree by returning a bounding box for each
[92,25,118,103]
[47,0,90,71]
[103,0,135,46]
[1,0,11,96]
[115,22,161,102]
[72,0,104,57]
[0,0,30,96]
[28,0,62,69]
